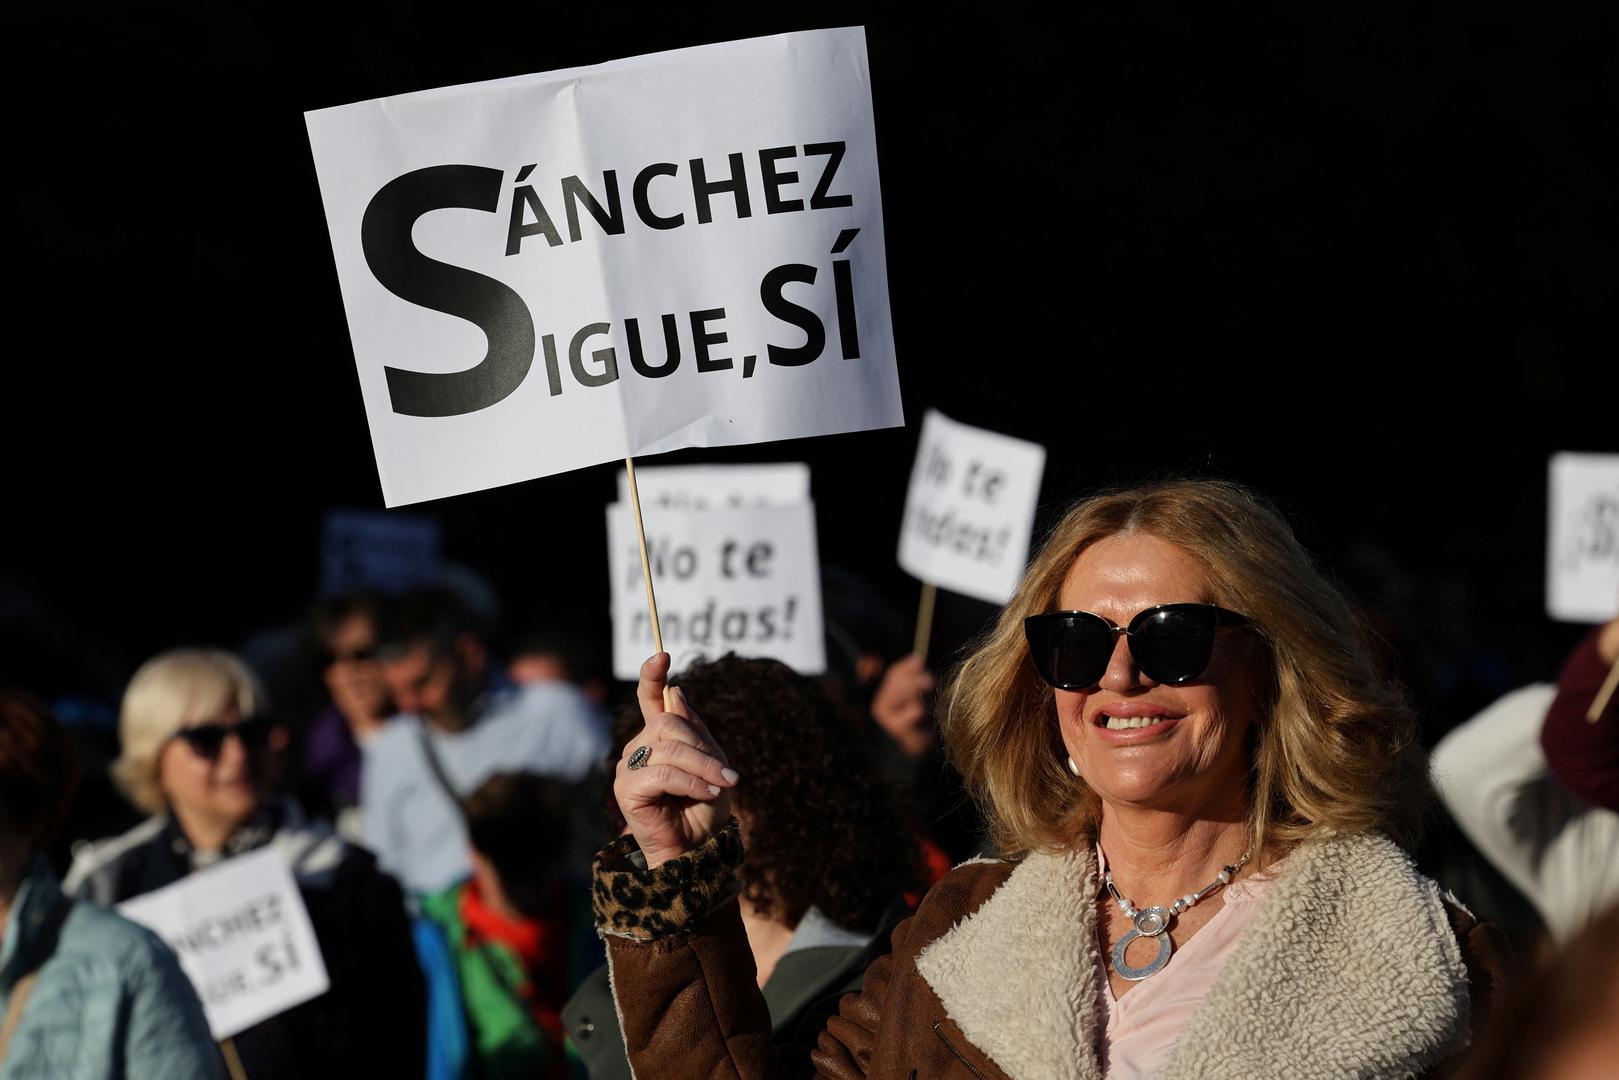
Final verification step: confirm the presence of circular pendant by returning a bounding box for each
[1132,906,1170,937]
[1112,928,1173,981]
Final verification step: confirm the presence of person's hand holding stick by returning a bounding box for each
[871,653,937,758]
[614,652,740,868]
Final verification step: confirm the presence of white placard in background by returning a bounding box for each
[1548,452,1619,623]
[118,847,330,1040]
[898,409,1046,605]
[608,502,825,679]
[306,28,901,506]
[617,463,810,510]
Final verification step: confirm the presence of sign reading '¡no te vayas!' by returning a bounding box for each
[306,27,903,506]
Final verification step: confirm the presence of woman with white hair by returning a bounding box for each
[65,648,426,1080]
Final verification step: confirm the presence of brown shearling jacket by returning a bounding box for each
[593,822,1509,1079]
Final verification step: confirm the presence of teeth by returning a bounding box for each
[1104,715,1169,730]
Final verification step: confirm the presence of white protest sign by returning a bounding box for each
[118,847,330,1039]
[615,463,810,510]
[898,410,1046,605]
[607,502,825,678]
[306,28,902,506]
[1548,452,1619,623]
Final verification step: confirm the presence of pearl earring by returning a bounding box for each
[1067,756,1081,776]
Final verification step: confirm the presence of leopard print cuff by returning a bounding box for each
[592,818,745,941]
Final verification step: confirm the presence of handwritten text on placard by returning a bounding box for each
[608,502,825,678]
[616,463,810,510]
[1548,452,1619,623]
[897,410,1046,605]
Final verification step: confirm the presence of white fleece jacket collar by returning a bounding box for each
[914,832,1470,1080]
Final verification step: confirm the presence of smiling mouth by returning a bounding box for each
[1101,715,1175,731]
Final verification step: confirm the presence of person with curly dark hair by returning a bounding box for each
[562,655,918,1078]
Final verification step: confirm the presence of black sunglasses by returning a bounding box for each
[320,646,377,667]
[174,715,275,759]
[1024,603,1252,690]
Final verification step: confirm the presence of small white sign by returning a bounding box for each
[608,502,825,679]
[616,463,810,510]
[118,847,330,1040]
[898,409,1046,605]
[306,28,902,506]
[1548,452,1619,623]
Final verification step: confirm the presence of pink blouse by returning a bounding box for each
[1097,861,1284,1078]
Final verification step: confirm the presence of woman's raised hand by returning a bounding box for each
[613,653,740,868]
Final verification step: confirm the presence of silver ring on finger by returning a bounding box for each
[626,745,652,770]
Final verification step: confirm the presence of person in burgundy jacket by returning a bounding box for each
[1435,616,1619,945]
[1539,616,1619,810]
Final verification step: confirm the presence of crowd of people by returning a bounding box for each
[2,477,1616,1079]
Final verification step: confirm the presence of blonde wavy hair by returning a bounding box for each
[940,479,1429,859]
[112,649,266,816]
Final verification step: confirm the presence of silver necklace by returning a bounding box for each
[1100,845,1253,981]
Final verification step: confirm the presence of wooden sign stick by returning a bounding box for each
[624,456,675,710]
[914,581,937,661]
[220,1038,249,1080]
[1589,655,1619,724]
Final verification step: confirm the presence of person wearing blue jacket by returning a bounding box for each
[0,691,223,1080]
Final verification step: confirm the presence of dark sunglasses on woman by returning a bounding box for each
[173,715,275,759]
[319,645,378,667]
[1024,603,1252,689]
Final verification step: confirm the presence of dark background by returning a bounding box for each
[5,0,1615,738]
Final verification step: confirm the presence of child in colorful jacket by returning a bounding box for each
[418,772,602,1080]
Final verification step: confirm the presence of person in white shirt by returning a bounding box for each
[361,591,610,896]
[1432,626,1619,946]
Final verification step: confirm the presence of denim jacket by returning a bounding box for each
[0,858,223,1080]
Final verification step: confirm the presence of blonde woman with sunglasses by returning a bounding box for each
[595,479,1510,1079]
[65,649,427,1080]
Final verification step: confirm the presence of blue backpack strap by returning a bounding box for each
[412,914,472,1080]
